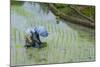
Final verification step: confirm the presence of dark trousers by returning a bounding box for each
[25,31,42,48]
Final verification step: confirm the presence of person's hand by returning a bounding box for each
[28,39,32,43]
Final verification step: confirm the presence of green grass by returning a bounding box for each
[11,6,33,17]
[81,6,95,18]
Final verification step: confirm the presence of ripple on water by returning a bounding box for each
[11,2,95,66]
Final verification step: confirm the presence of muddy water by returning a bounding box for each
[11,2,95,66]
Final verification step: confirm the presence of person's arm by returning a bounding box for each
[25,29,33,43]
[27,36,32,43]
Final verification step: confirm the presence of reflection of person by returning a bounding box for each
[25,26,48,48]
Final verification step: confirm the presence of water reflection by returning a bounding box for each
[11,2,95,66]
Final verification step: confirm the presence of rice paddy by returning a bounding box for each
[11,2,95,66]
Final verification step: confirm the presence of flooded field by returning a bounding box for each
[10,2,95,66]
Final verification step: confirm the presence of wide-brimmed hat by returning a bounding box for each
[34,26,48,37]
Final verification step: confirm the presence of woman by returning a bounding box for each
[25,26,48,48]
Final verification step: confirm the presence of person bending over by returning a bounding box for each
[25,26,48,48]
